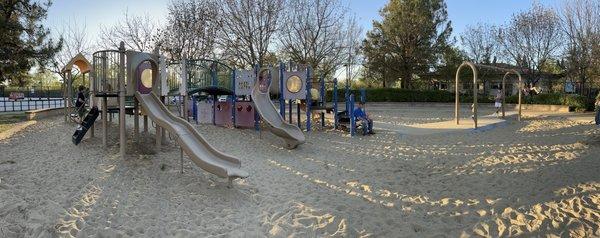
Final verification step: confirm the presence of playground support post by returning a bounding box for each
[134,96,139,141]
[288,100,292,124]
[502,74,506,118]
[296,102,301,128]
[192,95,197,123]
[67,71,73,121]
[231,69,236,128]
[345,81,350,113]
[279,62,285,118]
[254,65,261,131]
[518,81,522,121]
[90,92,96,138]
[333,79,338,129]
[305,67,311,131]
[118,42,126,158]
[212,94,217,126]
[454,61,479,129]
[102,97,108,147]
[161,96,167,142]
[62,82,67,122]
[320,76,325,127]
[473,71,478,129]
[180,57,188,121]
[349,94,355,136]
[183,95,189,121]
[501,71,523,121]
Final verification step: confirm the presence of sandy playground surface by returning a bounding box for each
[1,103,599,237]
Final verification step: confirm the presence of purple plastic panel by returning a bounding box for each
[197,100,213,124]
[214,101,233,126]
[234,102,255,128]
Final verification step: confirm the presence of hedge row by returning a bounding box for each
[324,88,591,111]
[506,93,590,112]
[324,88,493,103]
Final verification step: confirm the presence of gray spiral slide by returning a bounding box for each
[135,92,249,180]
[251,80,305,149]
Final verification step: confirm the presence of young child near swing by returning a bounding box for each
[353,102,374,135]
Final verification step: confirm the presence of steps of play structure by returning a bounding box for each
[135,92,248,179]
[72,107,100,145]
[251,78,305,149]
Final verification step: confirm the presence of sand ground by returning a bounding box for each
[0,103,599,237]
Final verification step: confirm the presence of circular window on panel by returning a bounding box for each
[286,75,302,93]
[141,68,153,88]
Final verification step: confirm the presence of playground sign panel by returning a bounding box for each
[235,70,255,96]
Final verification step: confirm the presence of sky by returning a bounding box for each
[46,0,563,45]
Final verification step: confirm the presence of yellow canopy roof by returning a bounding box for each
[61,53,92,74]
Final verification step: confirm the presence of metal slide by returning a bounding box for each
[251,80,305,149]
[135,92,249,180]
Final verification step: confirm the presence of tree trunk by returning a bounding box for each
[402,71,411,89]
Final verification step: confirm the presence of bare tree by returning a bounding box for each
[497,3,563,85]
[51,20,92,82]
[216,0,284,68]
[560,0,600,95]
[98,11,159,52]
[278,0,361,77]
[460,23,499,64]
[344,16,364,81]
[159,0,220,60]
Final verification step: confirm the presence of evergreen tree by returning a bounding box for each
[0,0,62,86]
[362,0,452,89]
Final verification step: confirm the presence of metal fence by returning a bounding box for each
[0,86,63,98]
[0,97,64,112]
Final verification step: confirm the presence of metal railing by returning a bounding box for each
[93,50,124,95]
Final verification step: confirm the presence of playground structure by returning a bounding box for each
[272,62,367,136]
[170,59,367,147]
[65,42,249,185]
[164,59,306,148]
[61,45,369,183]
[455,61,523,129]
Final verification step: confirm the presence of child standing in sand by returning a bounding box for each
[471,103,475,122]
[353,102,374,135]
[595,94,600,126]
[494,90,503,117]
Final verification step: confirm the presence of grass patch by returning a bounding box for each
[0,113,27,134]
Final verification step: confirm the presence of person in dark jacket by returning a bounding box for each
[75,85,86,120]
[353,102,374,135]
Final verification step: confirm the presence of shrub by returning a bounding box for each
[505,93,589,111]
